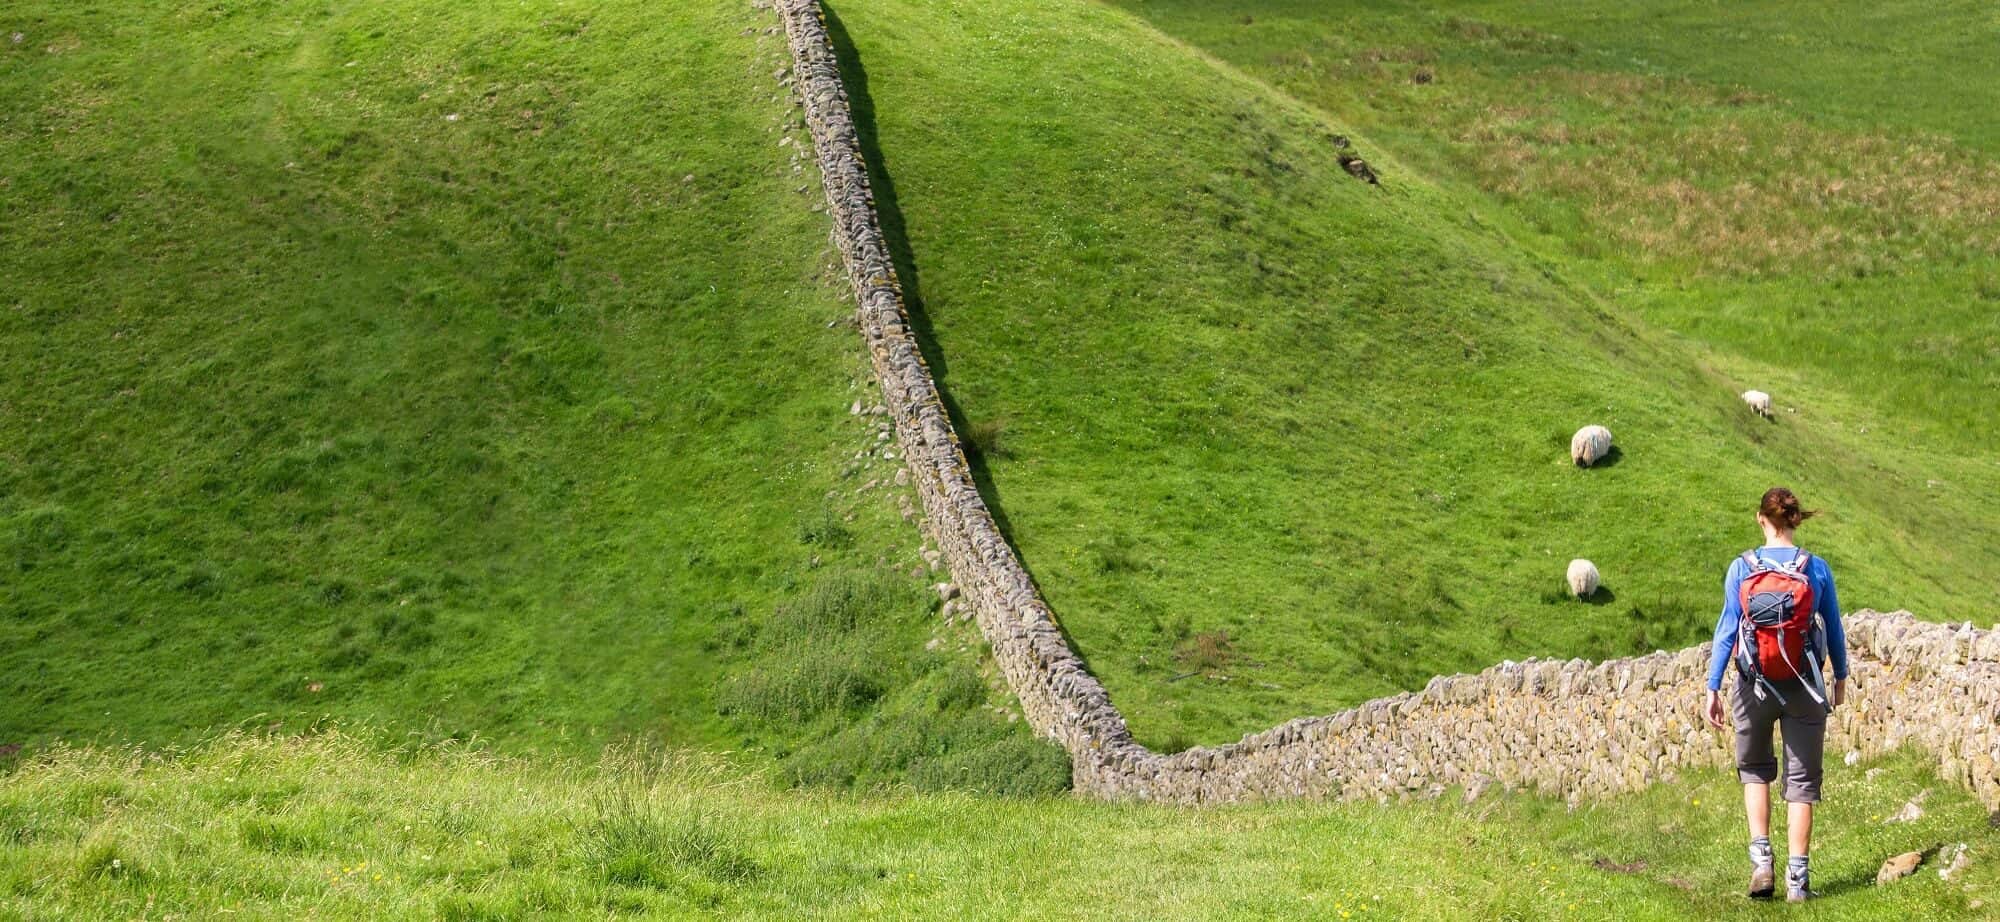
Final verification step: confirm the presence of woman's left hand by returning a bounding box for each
[1703,689,1728,730]
[1833,679,1847,708]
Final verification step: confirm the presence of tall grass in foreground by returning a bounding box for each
[2,730,1995,919]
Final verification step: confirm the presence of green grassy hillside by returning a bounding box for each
[1109,0,2000,482]
[0,0,1059,789]
[827,0,1998,747]
[3,732,1994,919]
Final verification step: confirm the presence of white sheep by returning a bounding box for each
[1570,425,1613,467]
[1742,390,1772,418]
[1567,559,1600,599]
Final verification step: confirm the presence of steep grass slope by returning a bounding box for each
[831,0,1997,748]
[1108,0,2000,597]
[0,0,1058,788]
[3,732,1995,919]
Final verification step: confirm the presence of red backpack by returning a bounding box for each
[1733,550,1828,705]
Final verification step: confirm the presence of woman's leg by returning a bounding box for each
[1744,783,1772,838]
[1788,802,1813,857]
[1778,690,1828,900]
[1733,681,1782,897]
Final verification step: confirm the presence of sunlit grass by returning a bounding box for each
[1,731,1993,919]
[834,0,2000,747]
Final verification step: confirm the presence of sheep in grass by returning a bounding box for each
[1742,390,1772,419]
[1570,425,1613,467]
[1567,559,1600,600]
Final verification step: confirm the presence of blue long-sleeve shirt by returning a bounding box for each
[1707,546,1848,691]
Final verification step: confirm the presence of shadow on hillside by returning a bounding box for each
[821,7,1037,577]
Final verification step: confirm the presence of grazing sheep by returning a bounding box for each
[1742,390,1772,418]
[1567,559,1600,599]
[1570,425,1613,467]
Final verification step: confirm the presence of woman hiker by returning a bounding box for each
[1702,486,1849,902]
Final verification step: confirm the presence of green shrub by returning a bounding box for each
[715,652,887,724]
[722,572,1070,795]
[908,735,1072,797]
[796,509,853,549]
[762,572,921,645]
[582,796,759,889]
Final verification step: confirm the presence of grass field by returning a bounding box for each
[0,0,1058,790]
[3,1,1996,917]
[2,731,1994,920]
[830,0,1999,748]
[1110,0,2000,455]
[6,0,1991,755]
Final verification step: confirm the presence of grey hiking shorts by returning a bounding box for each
[1732,677,1827,803]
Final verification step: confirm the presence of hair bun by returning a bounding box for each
[1759,486,1816,530]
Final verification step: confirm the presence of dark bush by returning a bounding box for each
[796,509,852,548]
[964,418,1010,460]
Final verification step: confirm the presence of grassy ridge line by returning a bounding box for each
[0,0,858,749]
[0,0,1066,793]
[0,0,1064,780]
[1,730,1994,919]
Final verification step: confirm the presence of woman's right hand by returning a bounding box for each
[1703,689,1729,730]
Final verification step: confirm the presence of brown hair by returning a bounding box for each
[1758,486,1817,531]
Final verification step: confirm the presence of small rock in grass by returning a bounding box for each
[1844,750,1860,766]
[1886,790,1928,824]
[934,582,959,602]
[1938,843,1970,881]
[1877,851,1923,885]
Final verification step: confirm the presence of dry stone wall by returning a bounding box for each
[774,0,2000,808]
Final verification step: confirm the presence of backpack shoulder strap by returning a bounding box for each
[1740,550,1765,572]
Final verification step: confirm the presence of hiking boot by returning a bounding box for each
[1786,862,1812,902]
[1748,863,1775,899]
